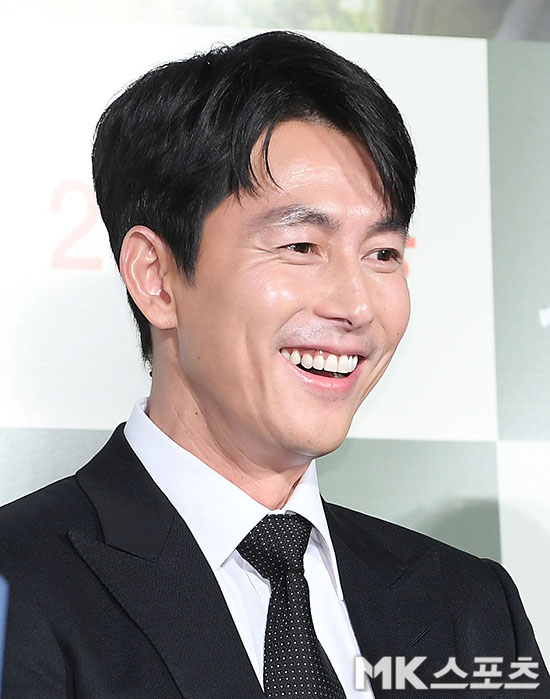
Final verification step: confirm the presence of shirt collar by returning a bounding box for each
[124,398,344,599]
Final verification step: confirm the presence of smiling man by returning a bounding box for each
[136,120,410,510]
[0,31,547,698]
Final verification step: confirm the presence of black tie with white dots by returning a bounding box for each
[237,514,347,698]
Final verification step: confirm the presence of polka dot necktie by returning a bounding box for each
[237,514,347,698]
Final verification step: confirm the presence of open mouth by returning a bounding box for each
[299,366,349,379]
[280,348,360,379]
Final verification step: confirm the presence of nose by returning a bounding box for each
[313,257,375,328]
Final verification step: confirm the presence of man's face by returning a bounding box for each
[169,120,410,469]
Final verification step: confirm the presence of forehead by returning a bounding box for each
[203,120,398,245]
[250,120,384,199]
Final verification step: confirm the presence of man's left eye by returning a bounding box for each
[286,242,314,254]
[369,249,401,262]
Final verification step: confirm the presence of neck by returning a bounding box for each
[147,376,311,510]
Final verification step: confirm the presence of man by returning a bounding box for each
[0,31,547,698]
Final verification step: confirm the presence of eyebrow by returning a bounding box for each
[370,214,409,239]
[248,204,408,239]
[248,204,339,233]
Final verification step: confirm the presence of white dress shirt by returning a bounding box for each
[124,398,373,698]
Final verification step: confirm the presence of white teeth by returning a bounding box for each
[302,353,313,369]
[313,354,324,370]
[280,349,360,374]
[337,355,350,373]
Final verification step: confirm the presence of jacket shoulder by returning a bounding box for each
[0,474,99,563]
[0,426,130,555]
[327,500,490,565]
[326,501,543,651]
[324,500,531,615]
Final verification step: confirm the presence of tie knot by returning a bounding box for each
[237,514,312,581]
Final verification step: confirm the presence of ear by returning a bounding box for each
[119,226,180,330]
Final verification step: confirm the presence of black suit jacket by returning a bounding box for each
[0,426,548,698]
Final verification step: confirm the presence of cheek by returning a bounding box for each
[232,264,307,323]
[379,277,410,339]
[262,279,300,309]
[183,270,302,360]
[396,285,411,338]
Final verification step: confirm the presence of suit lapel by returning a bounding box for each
[324,502,459,699]
[71,427,264,699]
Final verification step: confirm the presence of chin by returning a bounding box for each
[285,423,351,461]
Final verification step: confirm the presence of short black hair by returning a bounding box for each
[92,30,417,363]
